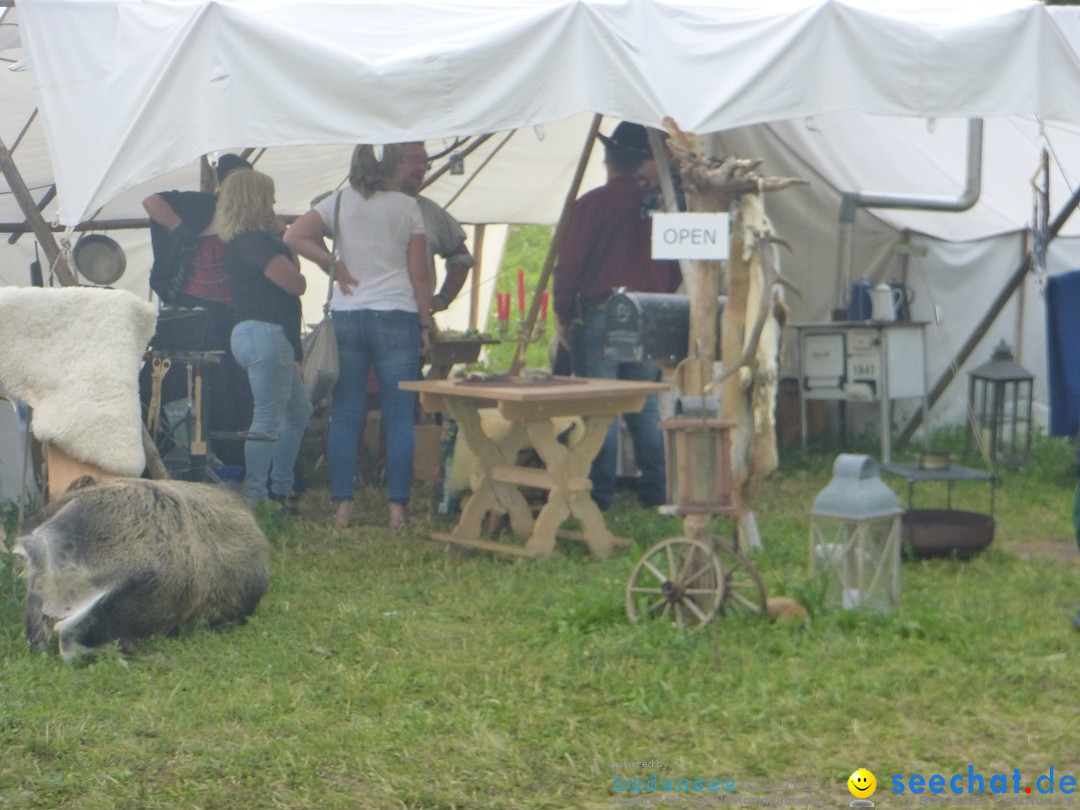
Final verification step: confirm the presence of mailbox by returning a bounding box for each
[603,290,725,364]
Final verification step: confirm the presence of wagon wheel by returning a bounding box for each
[625,537,725,630]
[712,536,767,617]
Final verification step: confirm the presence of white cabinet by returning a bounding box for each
[794,322,927,462]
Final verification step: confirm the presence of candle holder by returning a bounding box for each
[494,290,548,344]
[495,316,547,344]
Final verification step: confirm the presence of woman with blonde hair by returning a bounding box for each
[219,169,312,511]
[286,144,431,530]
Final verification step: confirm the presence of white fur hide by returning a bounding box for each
[0,287,156,475]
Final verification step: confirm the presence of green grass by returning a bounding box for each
[1,433,1078,809]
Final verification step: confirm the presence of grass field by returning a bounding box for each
[1,427,1078,810]
[2,227,1078,808]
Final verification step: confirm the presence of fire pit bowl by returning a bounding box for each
[901,509,994,559]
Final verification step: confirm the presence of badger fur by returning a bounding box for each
[14,477,270,661]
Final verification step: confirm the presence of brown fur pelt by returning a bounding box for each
[14,477,270,662]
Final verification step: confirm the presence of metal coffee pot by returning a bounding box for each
[870,283,903,321]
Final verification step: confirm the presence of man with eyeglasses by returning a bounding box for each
[393,142,475,319]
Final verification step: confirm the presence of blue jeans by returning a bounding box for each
[327,309,420,505]
[230,320,313,500]
[571,303,666,509]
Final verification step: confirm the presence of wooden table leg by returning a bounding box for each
[525,413,621,558]
[444,399,536,543]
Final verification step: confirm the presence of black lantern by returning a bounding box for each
[965,341,1034,468]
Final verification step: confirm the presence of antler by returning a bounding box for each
[662,117,806,207]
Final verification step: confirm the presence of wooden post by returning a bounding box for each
[469,224,486,332]
[663,118,804,543]
[0,132,77,286]
[509,114,603,376]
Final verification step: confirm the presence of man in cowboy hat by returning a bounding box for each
[553,121,681,510]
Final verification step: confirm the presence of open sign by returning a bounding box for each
[651,212,729,259]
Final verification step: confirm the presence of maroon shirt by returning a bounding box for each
[553,174,681,325]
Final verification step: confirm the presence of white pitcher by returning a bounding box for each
[870,283,901,321]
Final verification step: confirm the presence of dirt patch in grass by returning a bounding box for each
[1002,537,1080,563]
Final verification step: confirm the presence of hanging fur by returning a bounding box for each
[0,287,156,476]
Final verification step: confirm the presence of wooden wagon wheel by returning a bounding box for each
[712,536,767,617]
[625,537,725,629]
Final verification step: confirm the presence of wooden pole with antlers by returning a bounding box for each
[662,118,805,543]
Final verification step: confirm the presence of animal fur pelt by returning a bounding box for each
[14,477,270,661]
[725,195,789,525]
[0,287,156,476]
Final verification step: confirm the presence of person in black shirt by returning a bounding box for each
[143,153,255,466]
[217,169,312,508]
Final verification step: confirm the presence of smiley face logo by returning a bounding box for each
[848,769,877,798]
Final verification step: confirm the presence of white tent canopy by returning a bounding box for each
[15,0,1080,226]
[5,0,1080,449]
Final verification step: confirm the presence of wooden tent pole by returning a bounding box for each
[509,113,603,375]
[897,179,1080,445]
[0,132,77,286]
[469,224,486,331]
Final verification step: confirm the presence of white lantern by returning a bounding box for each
[809,454,902,611]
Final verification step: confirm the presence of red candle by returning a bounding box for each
[540,290,549,319]
[517,269,525,314]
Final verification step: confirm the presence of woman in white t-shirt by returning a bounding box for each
[286,144,431,530]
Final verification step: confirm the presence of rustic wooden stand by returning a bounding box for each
[400,377,668,558]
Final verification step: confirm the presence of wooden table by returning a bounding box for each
[400,376,669,558]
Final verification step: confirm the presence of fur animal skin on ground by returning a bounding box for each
[14,477,270,662]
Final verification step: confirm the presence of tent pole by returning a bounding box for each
[896,180,1080,446]
[7,185,56,245]
[443,132,515,210]
[469,224,486,332]
[508,113,603,375]
[0,132,76,286]
[423,134,494,191]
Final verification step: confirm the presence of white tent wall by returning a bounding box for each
[711,112,1080,442]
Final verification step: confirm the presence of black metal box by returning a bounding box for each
[603,290,725,363]
[150,306,210,353]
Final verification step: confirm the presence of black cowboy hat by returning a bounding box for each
[597,121,652,159]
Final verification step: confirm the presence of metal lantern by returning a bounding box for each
[809,454,902,611]
[659,401,736,516]
[965,340,1034,468]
